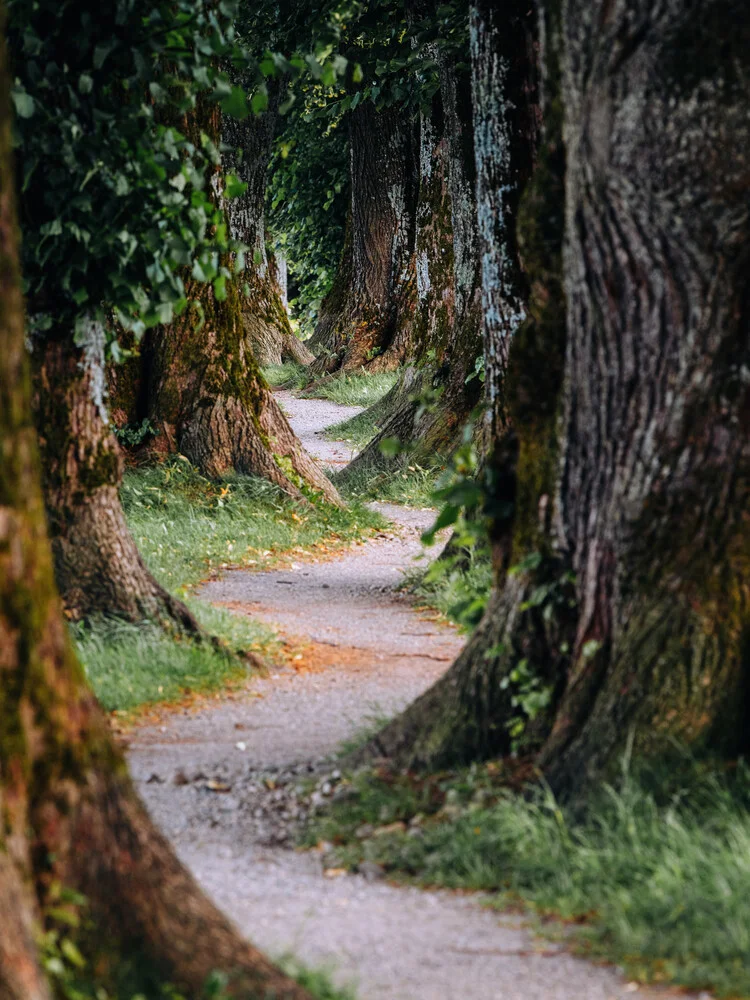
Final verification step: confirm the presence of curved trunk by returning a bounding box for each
[339,56,483,480]
[0,31,312,998]
[354,0,551,768]
[537,0,750,794]
[363,0,750,798]
[34,327,201,630]
[309,101,418,376]
[223,86,311,367]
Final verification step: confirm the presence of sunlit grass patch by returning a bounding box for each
[311,370,398,408]
[263,360,309,390]
[73,604,275,713]
[262,363,398,410]
[303,757,750,998]
[336,460,442,508]
[121,459,385,592]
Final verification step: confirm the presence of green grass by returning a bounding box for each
[311,370,398,408]
[73,602,279,713]
[336,460,443,508]
[263,360,309,390]
[303,757,750,998]
[280,957,357,1000]
[73,460,384,714]
[263,362,398,410]
[121,459,384,593]
[401,543,493,632]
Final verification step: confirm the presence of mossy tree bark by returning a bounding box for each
[146,101,340,504]
[361,0,750,798]
[34,328,202,629]
[308,101,418,376]
[339,52,484,481]
[223,84,313,367]
[0,24,313,1000]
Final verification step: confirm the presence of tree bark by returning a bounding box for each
[0,23,313,995]
[361,0,750,798]
[339,54,484,480]
[537,0,750,794]
[308,101,418,376]
[146,101,340,504]
[33,325,202,630]
[223,87,313,368]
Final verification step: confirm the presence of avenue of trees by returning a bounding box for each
[2,0,749,996]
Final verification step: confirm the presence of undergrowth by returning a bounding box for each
[263,362,398,409]
[42,883,357,1000]
[336,460,443,508]
[73,602,279,713]
[121,459,384,592]
[303,755,750,998]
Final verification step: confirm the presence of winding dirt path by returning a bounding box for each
[128,393,695,1000]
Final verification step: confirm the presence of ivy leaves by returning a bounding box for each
[8,0,253,342]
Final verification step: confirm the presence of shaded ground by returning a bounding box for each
[128,392,702,1000]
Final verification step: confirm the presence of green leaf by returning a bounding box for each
[11,88,35,118]
[221,86,249,120]
[224,173,247,200]
[250,90,269,115]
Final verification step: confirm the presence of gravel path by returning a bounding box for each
[128,392,696,1000]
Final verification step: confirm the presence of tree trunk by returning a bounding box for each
[144,276,340,503]
[146,101,339,504]
[536,0,750,794]
[338,55,484,481]
[223,84,313,368]
[361,0,750,798]
[0,23,313,998]
[33,325,202,630]
[308,101,418,376]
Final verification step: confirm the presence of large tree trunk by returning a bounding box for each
[361,0,750,798]
[223,85,313,367]
[33,325,201,630]
[0,26,313,1000]
[308,101,418,376]
[339,54,484,480]
[536,0,750,794]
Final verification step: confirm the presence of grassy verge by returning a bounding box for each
[263,362,398,409]
[302,757,750,998]
[400,544,493,632]
[122,459,384,592]
[336,460,443,508]
[73,460,384,715]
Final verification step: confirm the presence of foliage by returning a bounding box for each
[8,0,257,341]
[268,103,349,334]
[304,756,750,998]
[114,418,157,449]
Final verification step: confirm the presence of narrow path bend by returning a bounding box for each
[128,391,690,1000]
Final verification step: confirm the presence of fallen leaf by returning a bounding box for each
[205,779,232,793]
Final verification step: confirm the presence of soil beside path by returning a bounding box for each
[128,391,698,1000]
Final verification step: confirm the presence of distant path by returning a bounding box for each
[128,392,693,1000]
